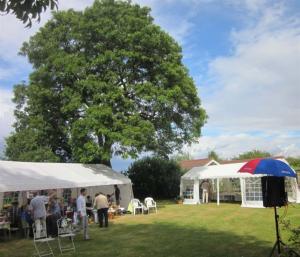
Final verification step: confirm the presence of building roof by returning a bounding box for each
[181,157,291,180]
[179,156,285,170]
[180,158,219,170]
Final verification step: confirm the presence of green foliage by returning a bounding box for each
[5,128,60,162]
[208,150,221,161]
[125,157,181,199]
[235,150,272,160]
[171,151,192,163]
[0,0,58,27]
[286,157,300,170]
[6,0,206,165]
[281,219,300,255]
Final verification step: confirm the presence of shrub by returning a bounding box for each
[126,157,181,199]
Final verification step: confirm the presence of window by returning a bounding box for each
[245,178,262,201]
[63,189,72,204]
[3,192,19,206]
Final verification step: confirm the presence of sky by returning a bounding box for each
[1,0,300,171]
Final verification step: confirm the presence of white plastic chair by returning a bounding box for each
[57,217,76,254]
[32,222,55,257]
[144,197,157,214]
[131,199,144,215]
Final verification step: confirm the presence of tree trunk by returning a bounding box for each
[100,159,112,167]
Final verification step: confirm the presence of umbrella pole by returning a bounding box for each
[269,206,281,257]
[274,206,281,255]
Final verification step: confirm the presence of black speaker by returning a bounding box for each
[261,176,287,207]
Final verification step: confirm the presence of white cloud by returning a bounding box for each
[0,89,14,147]
[203,4,300,132]
[183,132,300,159]
[134,0,196,44]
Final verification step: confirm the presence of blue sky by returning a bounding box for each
[1,0,300,171]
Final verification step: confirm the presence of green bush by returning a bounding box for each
[125,157,181,199]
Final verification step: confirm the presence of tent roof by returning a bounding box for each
[0,161,131,192]
[181,158,292,181]
[181,161,279,180]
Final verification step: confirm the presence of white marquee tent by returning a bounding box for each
[0,161,133,209]
[180,160,300,208]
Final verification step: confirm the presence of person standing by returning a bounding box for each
[76,188,89,240]
[86,195,93,219]
[201,180,210,204]
[47,195,61,237]
[114,185,121,206]
[94,192,109,228]
[29,193,48,238]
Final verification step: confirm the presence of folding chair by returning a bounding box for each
[57,217,76,254]
[32,222,55,257]
[144,197,157,214]
[131,199,144,215]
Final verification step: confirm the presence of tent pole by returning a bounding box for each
[240,178,244,207]
[179,180,183,197]
[193,179,200,204]
[217,178,220,206]
[0,192,3,210]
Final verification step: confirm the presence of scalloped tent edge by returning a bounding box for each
[180,158,300,208]
[0,161,133,210]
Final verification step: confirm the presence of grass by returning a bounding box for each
[1,202,300,257]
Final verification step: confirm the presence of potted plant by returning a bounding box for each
[175,196,184,204]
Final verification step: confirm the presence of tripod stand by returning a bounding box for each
[269,206,300,257]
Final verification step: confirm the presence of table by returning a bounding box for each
[0,221,11,239]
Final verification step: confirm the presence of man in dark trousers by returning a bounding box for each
[114,185,120,206]
[94,193,109,228]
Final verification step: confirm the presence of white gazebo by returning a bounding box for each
[0,161,133,209]
[180,160,300,208]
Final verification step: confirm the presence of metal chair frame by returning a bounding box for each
[57,217,76,254]
[32,222,55,257]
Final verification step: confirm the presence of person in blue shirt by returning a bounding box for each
[47,195,61,237]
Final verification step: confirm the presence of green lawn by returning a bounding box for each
[1,202,300,257]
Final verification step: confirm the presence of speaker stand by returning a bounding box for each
[269,206,300,257]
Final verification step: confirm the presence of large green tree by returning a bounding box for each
[6,0,206,166]
[0,0,58,27]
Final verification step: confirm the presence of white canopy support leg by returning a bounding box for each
[0,192,3,210]
[240,178,245,207]
[193,179,200,204]
[292,178,300,203]
[217,178,220,206]
[180,180,183,197]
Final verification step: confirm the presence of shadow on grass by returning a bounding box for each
[76,222,272,257]
[0,221,272,257]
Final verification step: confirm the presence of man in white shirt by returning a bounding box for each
[76,188,89,240]
[30,193,48,238]
[94,192,109,228]
[201,180,210,204]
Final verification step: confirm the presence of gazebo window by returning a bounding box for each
[245,177,262,201]
[3,191,19,206]
[63,189,72,204]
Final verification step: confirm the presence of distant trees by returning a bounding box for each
[0,0,58,27]
[208,150,221,162]
[235,150,272,160]
[171,151,192,163]
[286,157,300,170]
[125,157,181,199]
